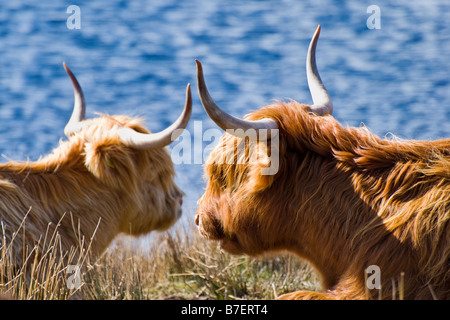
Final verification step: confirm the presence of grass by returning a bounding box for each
[0,219,320,300]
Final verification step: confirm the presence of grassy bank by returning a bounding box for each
[1,221,320,300]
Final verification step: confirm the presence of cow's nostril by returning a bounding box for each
[195,214,199,226]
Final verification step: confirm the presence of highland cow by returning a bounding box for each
[195,26,449,300]
[0,63,191,267]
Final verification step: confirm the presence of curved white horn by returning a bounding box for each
[63,62,86,137]
[306,25,333,116]
[118,84,192,149]
[196,60,278,140]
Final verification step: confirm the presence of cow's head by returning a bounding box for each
[195,26,334,255]
[61,63,191,235]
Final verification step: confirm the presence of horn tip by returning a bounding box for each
[62,62,73,76]
[314,25,321,37]
[195,59,203,69]
[185,83,192,112]
[186,83,192,98]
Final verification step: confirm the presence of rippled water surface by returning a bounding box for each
[0,1,449,231]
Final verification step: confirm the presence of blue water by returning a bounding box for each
[0,1,449,231]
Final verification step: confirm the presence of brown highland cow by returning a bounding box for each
[0,63,191,267]
[195,26,449,300]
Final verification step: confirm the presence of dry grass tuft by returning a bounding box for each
[1,218,320,300]
[0,214,91,299]
[82,221,320,300]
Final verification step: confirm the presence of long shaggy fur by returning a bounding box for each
[196,101,449,300]
[1,114,183,267]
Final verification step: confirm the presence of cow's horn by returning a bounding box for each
[63,62,87,137]
[118,84,192,149]
[306,25,333,116]
[196,59,278,140]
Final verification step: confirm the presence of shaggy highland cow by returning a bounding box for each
[0,63,191,266]
[195,26,449,300]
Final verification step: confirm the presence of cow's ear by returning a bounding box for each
[246,140,279,192]
[84,141,137,188]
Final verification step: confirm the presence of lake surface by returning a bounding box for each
[0,0,449,236]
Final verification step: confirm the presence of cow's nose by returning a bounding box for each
[195,214,199,226]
